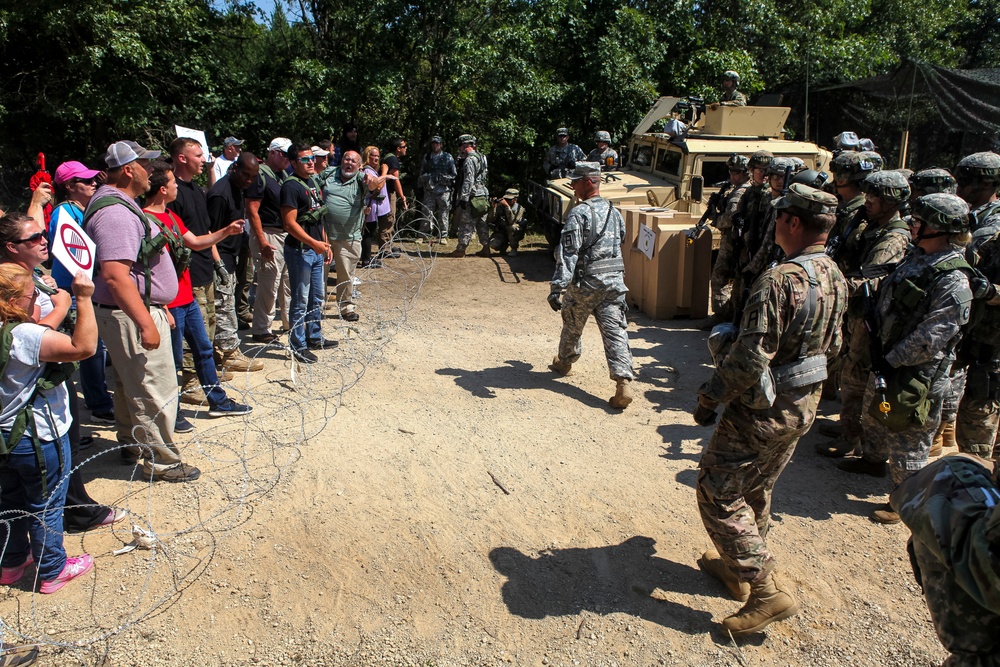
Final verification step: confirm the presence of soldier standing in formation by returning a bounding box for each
[587,131,619,170]
[818,171,911,458]
[957,152,1000,251]
[418,136,457,245]
[548,162,634,410]
[693,184,847,637]
[450,134,490,258]
[543,128,586,180]
[709,154,751,320]
[841,194,974,524]
[487,189,525,256]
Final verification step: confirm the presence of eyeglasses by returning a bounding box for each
[69,177,96,186]
[12,232,45,245]
[297,156,316,163]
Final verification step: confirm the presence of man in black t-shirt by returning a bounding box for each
[382,137,408,257]
[280,142,335,364]
[247,137,292,343]
[207,153,262,372]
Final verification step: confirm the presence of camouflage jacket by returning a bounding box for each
[543,143,586,178]
[418,151,457,193]
[829,193,867,245]
[458,151,488,202]
[877,247,973,371]
[970,199,1000,253]
[587,147,620,170]
[701,244,848,407]
[720,90,747,107]
[490,201,524,231]
[845,214,911,297]
[551,196,626,293]
[716,182,749,232]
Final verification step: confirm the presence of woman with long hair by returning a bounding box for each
[0,262,99,593]
[361,146,392,268]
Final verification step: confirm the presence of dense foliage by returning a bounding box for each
[1,0,998,200]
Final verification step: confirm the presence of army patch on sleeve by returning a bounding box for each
[742,288,768,334]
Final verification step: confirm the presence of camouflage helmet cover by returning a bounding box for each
[748,150,773,169]
[955,152,1000,181]
[911,193,971,233]
[594,130,612,143]
[859,150,884,171]
[833,131,860,152]
[910,168,957,195]
[861,170,911,204]
[765,156,793,177]
[726,153,749,172]
[722,70,740,86]
[833,152,878,182]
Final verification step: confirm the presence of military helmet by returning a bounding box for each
[861,170,911,204]
[726,154,749,172]
[791,169,828,189]
[910,168,957,195]
[594,130,612,143]
[748,150,773,170]
[833,152,878,182]
[954,152,1000,182]
[910,193,970,233]
[788,157,806,173]
[859,151,884,171]
[833,131,860,152]
[765,157,793,178]
[722,70,740,86]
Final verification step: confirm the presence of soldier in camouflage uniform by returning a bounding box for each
[841,194,974,524]
[418,136,457,245]
[717,70,747,107]
[739,157,794,292]
[543,128,586,180]
[588,131,619,170]
[818,171,912,458]
[710,154,751,319]
[548,162,635,409]
[727,151,773,317]
[487,188,526,256]
[450,134,490,258]
[826,152,880,262]
[693,184,847,637]
[956,152,1000,253]
[890,454,1000,666]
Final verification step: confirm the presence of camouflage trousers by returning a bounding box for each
[710,229,736,317]
[489,223,525,254]
[419,190,451,239]
[455,205,489,248]
[910,538,1000,666]
[942,365,968,424]
[556,285,634,381]
[213,274,240,352]
[839,319,870,448]
[956,365,999,458]
[696,403,807,583]
[860,372,945,486]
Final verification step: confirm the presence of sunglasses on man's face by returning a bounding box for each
[12,232,45,245]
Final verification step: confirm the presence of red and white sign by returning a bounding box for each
[51,206,96,280]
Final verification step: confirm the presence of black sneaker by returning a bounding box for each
[208,399,253,418]
[151,463,201,483]
[90,411,115,425]
[307,337,339,350]
[175,414,195,434]
[342,311,360,322]
[291,348,319,364]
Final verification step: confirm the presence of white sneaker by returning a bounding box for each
[351,276,362,286]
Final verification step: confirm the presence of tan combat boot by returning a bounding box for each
[179,373,207,405]
[549,356,573,376]
[609,378,633,409]
[941,420,957,449]
[722,573,799,638]
[697,549,749,602]
[216,348,264,372]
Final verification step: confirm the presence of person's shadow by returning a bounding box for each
[489,536,713,635]
[437,360,613,411]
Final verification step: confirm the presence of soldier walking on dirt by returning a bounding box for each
[693,184,847,637]
[547,162,634,409]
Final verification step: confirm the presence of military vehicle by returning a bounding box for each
[525,97,832,247]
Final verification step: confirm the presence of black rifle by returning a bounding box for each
[861,281,892,419]
[686,181,732,246]
[826,208,866,261]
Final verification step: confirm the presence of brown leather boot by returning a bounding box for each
[697,549,749,602]
[549,356,573,376]
[722,574,799,638]
[609,378,633,409]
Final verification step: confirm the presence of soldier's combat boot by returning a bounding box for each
[871,502,901,525]
[549,356,573,376]
[609,378,633,409]
[817,420,842,437]
[475,245,492,258]
[179,373,206,405]
[815,437,859,458]
[216,347,264,373]
[836,456,888,477]
[697,549,749,602]
[449,245,467,258]
[721,574,799,638]
[930,420,957,456]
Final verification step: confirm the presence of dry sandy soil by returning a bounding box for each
[2,237,948,666]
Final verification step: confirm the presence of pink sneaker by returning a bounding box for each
[0,554,34,585]
[39,554,93,594]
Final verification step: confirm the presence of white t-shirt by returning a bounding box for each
[212,157,235,182]
[0,323,71,441]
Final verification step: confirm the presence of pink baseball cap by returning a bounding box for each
[54,161,102,185]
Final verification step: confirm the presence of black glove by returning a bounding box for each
[547,291,562,312]
[971,275,998,301]
[693,396,719,426]
[458,200,469,210]
[214,261,232,286]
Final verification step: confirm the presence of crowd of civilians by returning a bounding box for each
[0,126,413,613]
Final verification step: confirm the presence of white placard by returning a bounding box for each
[50,207,96,280]
[637,223,656,260]
[174,125,213,162]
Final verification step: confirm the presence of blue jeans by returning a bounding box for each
[169,301,228,408]
[79,338,114,413]
[284,245,325,351]
[0,432,71,580]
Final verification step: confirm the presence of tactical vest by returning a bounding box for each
[881,255,971,351]
[84,196,191,308]
[972,200,1000,232]
[573,199,624,282]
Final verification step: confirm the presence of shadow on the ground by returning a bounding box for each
[490,536,714,635]
[437,360,614,412]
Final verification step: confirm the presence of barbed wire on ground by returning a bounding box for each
[0,209,449,665]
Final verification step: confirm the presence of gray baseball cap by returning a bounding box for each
[568,162,601,181]
[223,136,244,148]
[772,183,838,215]
[104,141,161,169]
